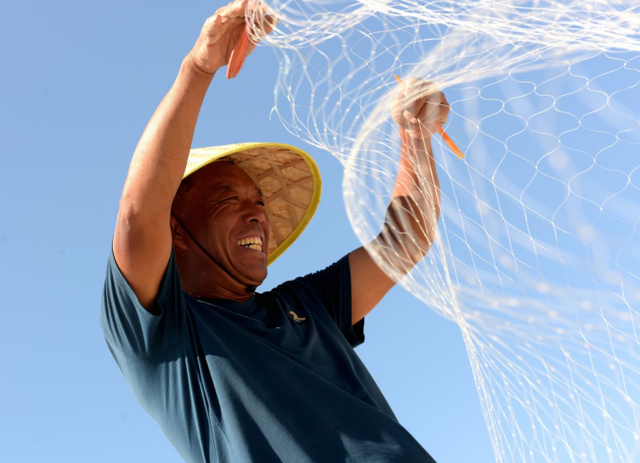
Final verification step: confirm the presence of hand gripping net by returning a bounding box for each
[245,1,640,461]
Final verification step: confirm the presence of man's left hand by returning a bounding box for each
[391,77,450,140]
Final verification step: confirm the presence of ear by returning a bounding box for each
[170,214,189,251]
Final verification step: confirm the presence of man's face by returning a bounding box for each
[183,162,271,289]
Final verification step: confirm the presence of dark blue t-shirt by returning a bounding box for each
[101,243,436,463]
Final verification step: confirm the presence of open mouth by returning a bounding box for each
[237,236,263,253]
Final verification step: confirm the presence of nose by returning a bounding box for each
[242,199,267,224]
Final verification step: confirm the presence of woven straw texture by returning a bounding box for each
[185,143,321,265]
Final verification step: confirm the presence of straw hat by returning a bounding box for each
[183,142,321,266]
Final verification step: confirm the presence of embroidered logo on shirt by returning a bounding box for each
[289,311,307,323]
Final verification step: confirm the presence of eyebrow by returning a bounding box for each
[215,183,264,198]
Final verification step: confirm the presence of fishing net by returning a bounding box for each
[246,1,640,461]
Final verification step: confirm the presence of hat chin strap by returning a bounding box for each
[170,212,253,292]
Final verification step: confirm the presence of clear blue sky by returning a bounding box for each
[0,1,492,461]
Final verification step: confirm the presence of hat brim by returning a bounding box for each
[184,142,321,266]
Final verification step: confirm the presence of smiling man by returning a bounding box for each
[101,1,446,462]
[170,161,272,298]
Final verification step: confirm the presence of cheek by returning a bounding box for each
[206,205,231,227]
[207,211,237,248]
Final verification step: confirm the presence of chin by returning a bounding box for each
[242,267,267,292]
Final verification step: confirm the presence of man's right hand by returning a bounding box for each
[189,0,278,77]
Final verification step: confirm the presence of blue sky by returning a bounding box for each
[0,1,493,461]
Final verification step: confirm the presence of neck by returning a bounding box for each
[178,262,258,302]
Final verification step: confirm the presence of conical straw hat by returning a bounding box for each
[184,142,321,266]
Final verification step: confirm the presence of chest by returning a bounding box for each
[186,294,355,376]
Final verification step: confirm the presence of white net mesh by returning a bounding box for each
[247,1,640,461]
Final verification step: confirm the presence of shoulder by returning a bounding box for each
[272,254,351,296]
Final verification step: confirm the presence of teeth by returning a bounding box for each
[237,236,263,251]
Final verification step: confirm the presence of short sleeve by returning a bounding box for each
[100,239,186,357]
[299,254,365,348]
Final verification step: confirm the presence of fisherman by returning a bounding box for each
[101,0,447,461]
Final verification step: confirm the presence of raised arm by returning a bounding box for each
[114,0,275,312]
[349,78,448,324]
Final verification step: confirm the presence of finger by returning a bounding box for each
[246,0,273,19]
[407,100,437,137]
[411,96,429,122]
[424,91,445,123]
[252,13,279,40]
[211,0,266,33]
[399,96,425,125]
[391,106,405,127]
[206,0,247,33]
[401,91,422,121]
[415,100,430,124]
[223,0,251,19]
[203,7,246,38]
[427,100,449,126]
[391,92,408,121]
[403,109,416,123]
[243,14,278,54]
[404,78,438,102]
[400,82,433,110]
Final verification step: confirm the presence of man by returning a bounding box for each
[101,0,448,461]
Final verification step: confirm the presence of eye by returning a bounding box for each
[225,196,240,202]
[257,200,265,206]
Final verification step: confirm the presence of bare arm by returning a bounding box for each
[350,79,448,324]
[113,55,213,311]
[119,55,213,219]
[114,0,276,311]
